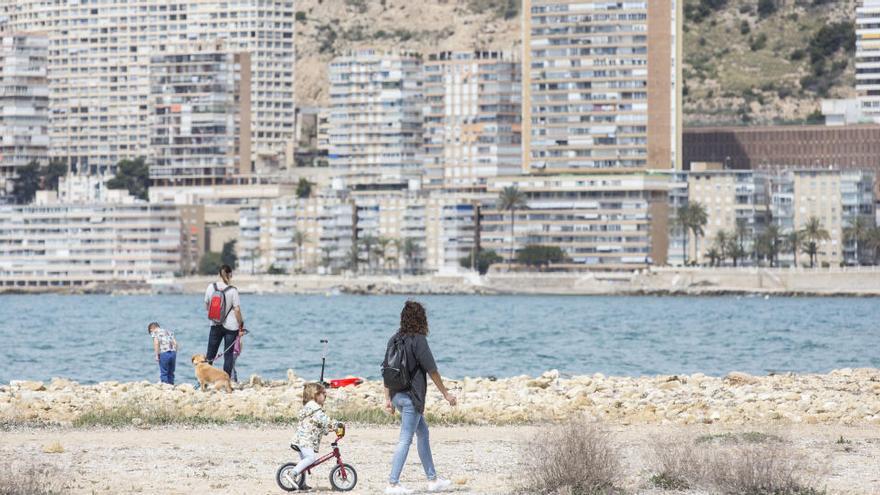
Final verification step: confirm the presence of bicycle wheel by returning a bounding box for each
[276,463,304,492]
[329,463,357,491]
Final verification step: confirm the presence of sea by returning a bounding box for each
[2,294,878,385]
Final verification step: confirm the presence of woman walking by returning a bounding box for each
[382,301,456,494]
[204,264,245,380]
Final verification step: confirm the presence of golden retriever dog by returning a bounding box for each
[191,354,233,392]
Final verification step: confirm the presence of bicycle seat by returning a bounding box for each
[290,444,302,454]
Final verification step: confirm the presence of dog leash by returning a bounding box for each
[209,329,249,362]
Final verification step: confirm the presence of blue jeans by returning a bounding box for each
[389,392,436,484]
[159,351,176,384]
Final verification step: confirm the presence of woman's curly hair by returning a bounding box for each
[399,300,429,336]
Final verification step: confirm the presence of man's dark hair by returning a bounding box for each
[399,300,429,336]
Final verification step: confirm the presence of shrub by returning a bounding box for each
[0,459,66,495]
[740,20,751,35]
[650,431,825,495]
[521,419,622,494]
[294,11,306,22]
[459,249,502,275]
[750,33,768,51]
[758,0,777,18]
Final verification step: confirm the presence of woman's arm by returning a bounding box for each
[384,386,393,414]
[429,371,457,406]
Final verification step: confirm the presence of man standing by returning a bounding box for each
[204,264,245,380]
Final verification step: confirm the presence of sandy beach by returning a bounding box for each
[3,424,880,494]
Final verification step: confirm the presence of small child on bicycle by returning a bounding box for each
[289,382,336,490]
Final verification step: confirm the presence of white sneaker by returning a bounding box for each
[385,485,414,495]
[427,477,452,492]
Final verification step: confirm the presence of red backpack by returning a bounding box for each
[207,283,235,324]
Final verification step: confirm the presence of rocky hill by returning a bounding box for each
[294,0,856,126]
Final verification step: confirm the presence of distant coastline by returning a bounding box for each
[3,267,880,297]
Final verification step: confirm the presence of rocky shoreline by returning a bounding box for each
[3,368,879,427]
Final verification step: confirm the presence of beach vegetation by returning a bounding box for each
[520,419,622,495]
[651,432,824,495]
[0,459,67,495]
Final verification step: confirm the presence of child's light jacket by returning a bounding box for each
[294,400,333,452]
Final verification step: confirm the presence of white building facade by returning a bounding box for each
[857,0,880,122]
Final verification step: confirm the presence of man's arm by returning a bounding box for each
[429,371,457,406]
[153,337,160,361]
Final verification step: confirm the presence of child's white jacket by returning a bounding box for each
[294,400,333,452]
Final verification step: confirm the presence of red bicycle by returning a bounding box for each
[276,423,358,492]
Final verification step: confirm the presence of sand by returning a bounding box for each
[2,424,879,494]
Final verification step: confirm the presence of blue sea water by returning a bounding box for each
[1,294,878,384]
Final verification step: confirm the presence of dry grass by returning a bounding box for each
[42,441,64,454]
[521,418,622,495]
[0,459,66,495]
[650,430,826,495]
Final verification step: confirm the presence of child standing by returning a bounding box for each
[288,382,336,491]
[148,322,178,385]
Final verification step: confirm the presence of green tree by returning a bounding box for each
[498,185,528,270]
[296,177,313,199]
[106,157,149,200]
[267,264,287,275]
[198,251,223,275]
[757,224,783,267]
[706,247,721,267]
[726,236,746,267]
[674,206,691,265]
[360,234,377,274]
[687,202,708,265]
[11,160,41,204]
[43,160,68,191]
[843,216,873,265]
[459,249,502,275]
[865,226,880,265]
[713,230,730,266]
[734,219,751,265]
[320,246,334,273]
[799,216,830,268]
[786,230,803,267]
[402,238,421,275]
[221,240,238,269]
[291,228,309,272]
[373,236,392,272]
[515,244,568,269]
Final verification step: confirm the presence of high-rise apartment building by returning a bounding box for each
[0,33,48,198]
[522,0,681,172]
[857,0,880,121]
[423,50,522,191]
[149,42,251,185]
[328,49,423,188]
[0,0,295,175]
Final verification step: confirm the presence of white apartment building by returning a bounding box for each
[522,0,682,172]
[0,33,49,198]
[328,49,423,188]
[0,0,295,175]
[150,43,251,184]
[423,50,522,191]
[0,191,183,288]
[857,0,880,121]
[771,169,875,267]
[483,174,670,269]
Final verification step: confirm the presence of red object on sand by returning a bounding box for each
[330,377,363,388]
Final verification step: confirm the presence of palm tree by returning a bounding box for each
[785,230,802,268]
[360,234,377,274]
[250,245,262,275]
[799,216,830,268]
[758,224,782,267]
[706,247,721,267]
[674,205,691,266]
[291,228,309,273]
[734,219,750,265]
[687,202,708,265]
[726,236,746,267]
[402,238,421,275]
[374,237,392,273]
[714,230,730,266]
[843,216,873,266]
[320,246,334,273]
[498,186,528,270]
[865,226,880,265]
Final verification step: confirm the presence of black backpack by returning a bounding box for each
[381,335,411,392]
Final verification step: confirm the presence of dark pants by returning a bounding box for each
[207,325,237,377]
[159,350,176,384]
